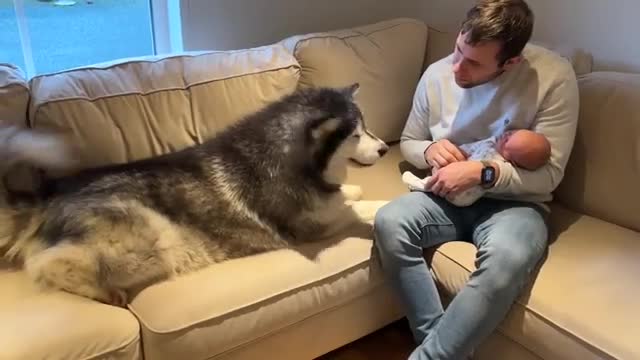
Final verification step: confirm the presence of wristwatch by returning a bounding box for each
[480,160,497,188]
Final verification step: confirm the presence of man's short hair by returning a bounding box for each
[461,0,534,66]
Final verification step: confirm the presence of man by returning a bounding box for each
[373,1,579,359]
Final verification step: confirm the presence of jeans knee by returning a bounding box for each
[373,192,452,265]
[373,202,403,254]
[479,246,544,294]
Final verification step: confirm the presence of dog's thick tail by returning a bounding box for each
[0,124,78,172]
[0,205,46,262]
[0,124,74,261]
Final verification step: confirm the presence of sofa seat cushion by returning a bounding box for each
[128,234,404,360]
[346,145,413,201]
[346,144,640,359]
[281,18,428,143]
[0,266,142,360]
[27,45,300,168]
[125,146,408,360]
[430,204,640,360]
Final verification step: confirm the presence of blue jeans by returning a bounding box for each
[373,191,548,360]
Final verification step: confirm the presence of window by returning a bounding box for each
[0,0,182,78]
[0,2,26,71]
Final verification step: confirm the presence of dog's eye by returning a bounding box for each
[352,134,361,138]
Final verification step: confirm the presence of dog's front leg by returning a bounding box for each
[348,200,389,223]
[317,198,388,240]
[340,184,363,202]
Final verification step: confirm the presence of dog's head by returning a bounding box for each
[301,83,388,164]
[296,83,388,184]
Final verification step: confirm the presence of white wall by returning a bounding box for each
[180,0,639,73]
[180,0,424,51]
[418,0,640,73]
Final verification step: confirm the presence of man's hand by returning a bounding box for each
[424,139,468,168]
[426,161,485,198]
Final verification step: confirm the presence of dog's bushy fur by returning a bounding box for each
[0,84,389,306]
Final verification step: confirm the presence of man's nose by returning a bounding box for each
[452,59,463,73]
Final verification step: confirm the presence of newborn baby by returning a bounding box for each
[402,129,551,206]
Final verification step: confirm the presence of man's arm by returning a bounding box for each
[488,70,580,197]
[400,72,433,169]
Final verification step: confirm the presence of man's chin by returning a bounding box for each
[455,78,475,89]
[455,70,504,89]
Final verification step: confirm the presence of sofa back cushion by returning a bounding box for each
[554,71,640,232]
[27,45,300,167]
[281,18,428,143]
[0,64,29,127]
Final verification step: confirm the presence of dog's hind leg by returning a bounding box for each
[24,243,127,306]
[22,200,179,307]
[25,199,217,306]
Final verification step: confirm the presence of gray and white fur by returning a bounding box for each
[0,84,389,306]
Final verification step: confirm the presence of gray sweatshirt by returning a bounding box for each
[400,43,580,204]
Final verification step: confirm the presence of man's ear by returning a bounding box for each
[502,55,523,70]
[340,83,360,99]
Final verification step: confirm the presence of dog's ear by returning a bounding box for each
[340,83,360,100]
[310,117,341,140]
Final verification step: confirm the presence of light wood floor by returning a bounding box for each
[316,320,416,360]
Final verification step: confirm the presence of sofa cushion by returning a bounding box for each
[281,18,428,143]
[0,63,29,127]
[423,27,456,71]
[27,45,300,168]
[346,145,639,359]
[127,234,403,360]
[421,29,594,76]
[531,42,593,76]
[346,145,411,200]
[554,71,640,232]
[430,203,640,360]
[0,266,142,360]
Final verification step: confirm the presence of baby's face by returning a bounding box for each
[496,130,516,160]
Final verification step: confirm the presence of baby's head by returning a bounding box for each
[497,130,551,170]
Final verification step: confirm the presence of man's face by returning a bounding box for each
[452,31,517,88]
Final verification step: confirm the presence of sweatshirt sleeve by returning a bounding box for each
[488,68,580,197]
[400,71,434,169]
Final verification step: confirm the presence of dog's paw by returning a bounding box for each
[402,171,430,192]
[351,200,389,222]
[106,288,128,308]
[341,184,363,201]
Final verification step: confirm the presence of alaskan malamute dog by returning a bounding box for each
[0,83,389,306]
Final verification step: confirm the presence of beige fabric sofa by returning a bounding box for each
[0,17,638,360]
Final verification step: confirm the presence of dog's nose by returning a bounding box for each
[378,148,388,157]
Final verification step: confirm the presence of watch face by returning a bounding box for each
[482,167,495,184]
